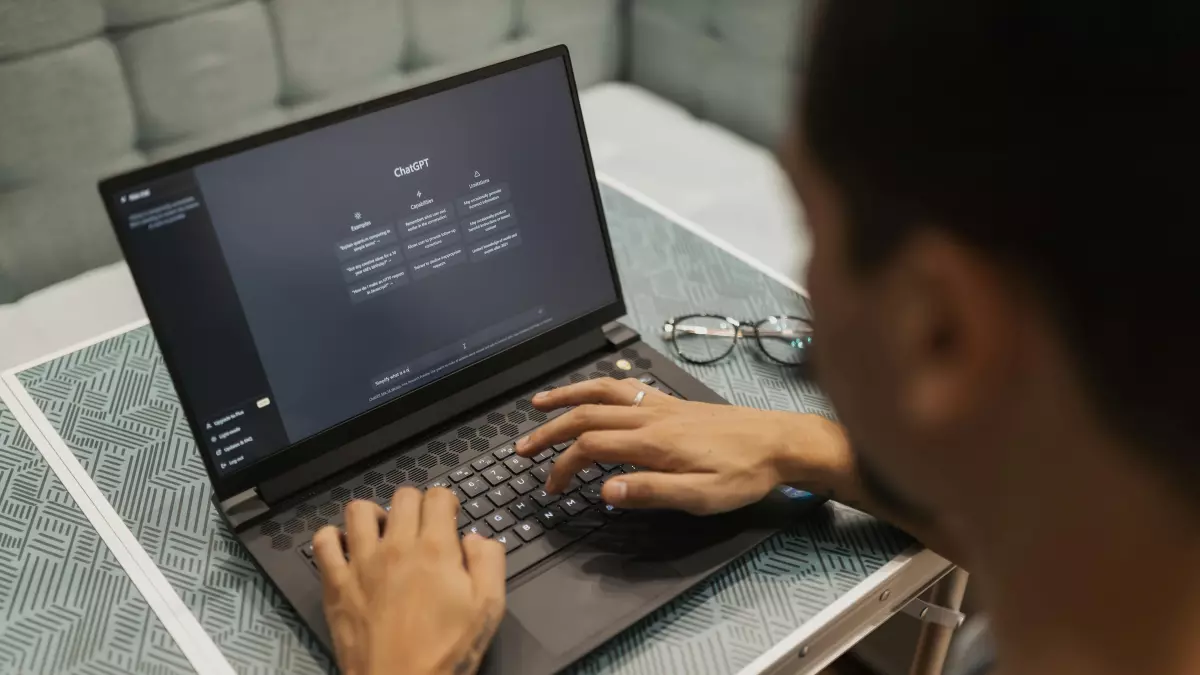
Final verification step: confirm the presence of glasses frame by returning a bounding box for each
[661,314,815,365]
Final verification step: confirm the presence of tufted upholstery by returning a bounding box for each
[629,0,810,149]
[0,0,806,303]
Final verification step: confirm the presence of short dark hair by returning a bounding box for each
[801,0,1198,501]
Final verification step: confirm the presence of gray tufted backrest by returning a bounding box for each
[0,0,620,302]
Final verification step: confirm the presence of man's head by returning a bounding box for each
[785,0,1196,535]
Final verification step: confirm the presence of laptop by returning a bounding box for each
[99,46,822,674]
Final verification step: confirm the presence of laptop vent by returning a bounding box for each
[263,348,658,545]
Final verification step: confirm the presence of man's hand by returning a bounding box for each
[513,377,854,515]
[312,488,506,675]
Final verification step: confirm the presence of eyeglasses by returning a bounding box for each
[661,314,815,365]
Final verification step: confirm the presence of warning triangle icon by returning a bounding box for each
[474,171,481,178]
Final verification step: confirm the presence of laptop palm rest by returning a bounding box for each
[508,549,684,656]
[491,505,790,671]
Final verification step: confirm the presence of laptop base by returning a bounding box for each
[234,339,823,674]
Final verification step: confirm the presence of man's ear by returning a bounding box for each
[878,228,1024,432]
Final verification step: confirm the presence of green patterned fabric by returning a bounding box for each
[0,398,193,674]
[10,186,911,674]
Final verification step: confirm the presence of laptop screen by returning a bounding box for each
[105,56,618,477]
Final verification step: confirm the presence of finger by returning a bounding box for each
[343,500,386,562]
[312,525,351,587]
[462,534,506,616]
[602,472,726,515]
[515,404,650,457]
[419,487,462,556]
[530,377,666,411]
[383,487,422,547]
[545,430,653,493]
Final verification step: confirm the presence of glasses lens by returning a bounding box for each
[756,316,814,365]
[671,315,738,363]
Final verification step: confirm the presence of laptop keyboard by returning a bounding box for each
[297,373,676,580]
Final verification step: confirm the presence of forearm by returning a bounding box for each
[774,413,965,565]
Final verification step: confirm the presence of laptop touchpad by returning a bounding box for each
[508,548,684,656]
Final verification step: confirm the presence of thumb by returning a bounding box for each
[462,534,506,615]
[602,472,724,515]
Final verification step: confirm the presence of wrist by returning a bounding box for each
[770,413,858,498]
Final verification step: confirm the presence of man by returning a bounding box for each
[312,1,1199,674]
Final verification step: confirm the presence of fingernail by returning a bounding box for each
[463,532,482,542]
[606,479,627,503]
[532,392,547,402]
[516,436,529,451]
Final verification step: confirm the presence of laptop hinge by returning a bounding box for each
[603,321,639,349]
[217,487,271,530]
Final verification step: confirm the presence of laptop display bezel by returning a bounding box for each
[99,46,625,501]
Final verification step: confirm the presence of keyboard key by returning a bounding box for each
[471,456,496,471]
[426,480,452,489]
[486,485,517,507]
[486,509,516,531]
[509,475,536,495]
[447,486,466,504]
[514,520,545,542]
[504,455,534,473]
[300,543,313,558]
[449,467,474,483]
[532,448,555,463]
[465,498,494,519]
[597,462,620,471]
[492,446,515,460]
[553,441,574,452]
[638,374,656,385]
[482,466,512,485]
[563,477,582,494]
[509,498,536,520]
[535,506,566,529]
[461,521,494,538]
[560,495,589,516]
[461,477,489,497]
[575,465,603,483]
[621,464,641,474]
[579,483,604,504]
[456,510,471,529]
[602,504,625,517]
[494,532,522,553]
[532,489,559,507]
[531,464,553,483]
